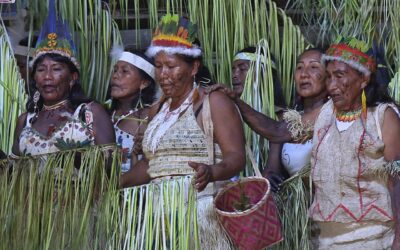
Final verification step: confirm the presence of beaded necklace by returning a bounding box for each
[111,109,137,124]
[335,108,362,122]
[43,99,69,111]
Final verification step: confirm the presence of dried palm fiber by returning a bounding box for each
[0,19,26,154]
[0,145,121,250]
[119,176,200,250]
[240,40,278,176]
[271,165,312,250]
[283,109,314,143]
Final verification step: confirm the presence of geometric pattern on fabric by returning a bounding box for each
[214,177,283,250]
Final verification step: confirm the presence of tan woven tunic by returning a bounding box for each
[143,105,222,179]
[310,100,396,249]
[310,100,394,222]
[142,103,232,249]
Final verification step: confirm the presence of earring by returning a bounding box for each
[361,89,367,119]
[193,75,198,89]
[192,75,200,102]
[31,90,41,122]
[137,88,143,109]
[33,90,40,113]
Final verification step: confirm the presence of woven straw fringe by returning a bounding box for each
[197,196,233,250]
[383,161,400,177]
[365,161,400,181]
[271,165,312,250]
[283,109,313,142]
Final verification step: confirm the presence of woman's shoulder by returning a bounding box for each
[196,86,233,108]
[16,112,29,128]
[147,99,165,121]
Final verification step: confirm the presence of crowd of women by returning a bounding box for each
[1,3,400,249]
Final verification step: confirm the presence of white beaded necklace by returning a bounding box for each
[145,88,195,153]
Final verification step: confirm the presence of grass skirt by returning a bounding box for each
[271,166,312,250]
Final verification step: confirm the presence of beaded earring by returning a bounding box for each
[33,90,40,113]
[361,89,367,119]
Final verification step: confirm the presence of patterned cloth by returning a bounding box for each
[112,110,137,173]
[19,103,94,156]
[310,100,396,248]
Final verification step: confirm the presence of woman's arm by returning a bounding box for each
[262,143,286,192]
[11,113,28,156]
[235,98,292,143]
[206,84,291,143]
[190,90,246,191]
[89,102,116,145]
[120,104,159,188]
[381,107,400,250]
[119,158,151,188]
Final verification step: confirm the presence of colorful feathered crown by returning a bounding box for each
[146,14,201,58]
[31,0,79,69]
[322,36,376,75]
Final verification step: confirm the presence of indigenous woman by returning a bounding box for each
[211,48,328,249]
[121,14,245,249]
[110,49,156,173]
[310,37,400,249]
[232,46,287,114]
[11,1,114,157]
[265,48,327,186]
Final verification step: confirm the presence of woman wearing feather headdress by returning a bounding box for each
[310,37,400,249]
[120,14,245,249]
[11,0,115,157]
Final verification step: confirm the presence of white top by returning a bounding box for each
[281,139,313,176]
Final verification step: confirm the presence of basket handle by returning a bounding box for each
[246,143,262,177]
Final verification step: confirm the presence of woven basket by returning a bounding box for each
[214,177,283,250]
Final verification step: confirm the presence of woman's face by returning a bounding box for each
[34,57,77,105]
[326,60,369,111]
[231,59,250,97]
[154,51,199,99]
[294,50,326,99]
[111,61,147,100]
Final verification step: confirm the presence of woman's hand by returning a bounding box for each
[205,84,238,100]
[265,172,286,193]
[188,161,212,192]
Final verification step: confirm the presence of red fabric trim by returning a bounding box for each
[330,44,370,60]
[311,111,393,222]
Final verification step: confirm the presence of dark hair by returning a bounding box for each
[365,73,398,108]
[110,50,157,111]
[235,46,287,108]
[235,46,257,55]
[27,53,91,112]
[175,53,214,87]
[19,36,38,48]
[296,47,326,62]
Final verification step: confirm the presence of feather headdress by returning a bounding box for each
[146,14,201,58]
[30,0,79,69]
[322,36,376,76]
